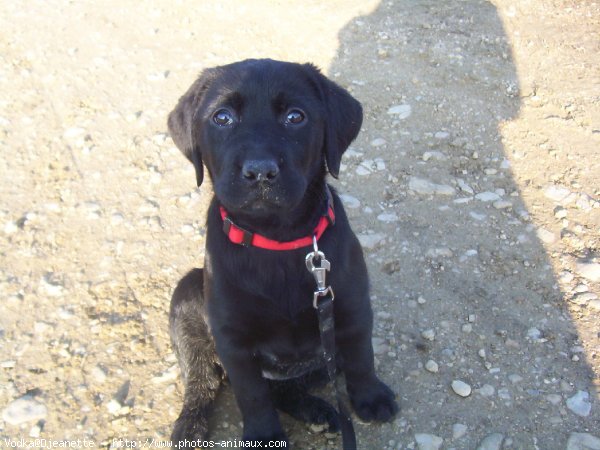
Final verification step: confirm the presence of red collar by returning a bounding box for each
[220,188,335,251]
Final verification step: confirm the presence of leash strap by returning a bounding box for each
[307,239,357,450]
[316,294,357,450]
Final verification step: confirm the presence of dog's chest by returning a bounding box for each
[254,313,324,380]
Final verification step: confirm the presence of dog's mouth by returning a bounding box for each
[241,187,287,212]
[218,183,292,215]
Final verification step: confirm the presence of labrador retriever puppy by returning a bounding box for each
[167,59,398,447]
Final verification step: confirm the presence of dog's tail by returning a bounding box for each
[169,268,224,443]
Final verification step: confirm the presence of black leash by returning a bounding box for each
[306,240,357,450]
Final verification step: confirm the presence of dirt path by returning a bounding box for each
[1,1,598,449]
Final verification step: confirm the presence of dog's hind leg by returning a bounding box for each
[169,268,224,443]
[269,372,340,433]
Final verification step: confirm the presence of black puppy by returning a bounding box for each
[167,59,398,447]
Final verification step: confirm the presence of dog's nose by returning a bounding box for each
[242,160,280,183]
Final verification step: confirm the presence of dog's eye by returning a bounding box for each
[285,109,305,125]
[212,109,235,127]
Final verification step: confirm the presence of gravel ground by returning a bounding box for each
[1,1,599,449]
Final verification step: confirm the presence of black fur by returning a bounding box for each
[167,59,398,447]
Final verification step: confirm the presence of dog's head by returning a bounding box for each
[167,59,362,216]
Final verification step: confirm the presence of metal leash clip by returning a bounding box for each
[305,236,335,308]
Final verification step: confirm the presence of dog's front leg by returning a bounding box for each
[214,337,287,445]
[337,311,399,423]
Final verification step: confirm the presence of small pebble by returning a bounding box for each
[575,262,600,282]
[371,138,387,147]
[493,200,512,210]
[387,104,412,119]
[566,433,600,450]
[339,194,361,209]
[2,396,47,425]
[546,394,562,405]
[422,151,446,161]
[478,384,495,397]
[452,423,468,440]
[421,329,435,341]
[477,433,504,450]
[451,380,472,397]
[357,233,385,249]
[377,213,399,222]
[544,185,572,203]
[415,433,443,450]
[536,228,556,244]
[566,391,592,417]
[425,360,439,373]
[554,207,568,219]
[409,177,455,196]
[475,192,501,202]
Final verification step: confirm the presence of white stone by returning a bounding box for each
[508,374,523,384]
[110,213,124,225]
[575,262,600,282]
[91,365,107,383]
[457,179,474,194]
[493,200,512,210]
[566,391,592,417]
[554,207,568,219]
[546,394,562,405]
[345,149,364,159]
[356,165,371,176]
[434,131,450,140]
[536,228,556,244]
[589,299,600,310]
[422,151,446,162]
[478,384,495,397]
[377,213,398,223]
[421,329,435,341]
[572,292,598,305]
[39,277,64,297]
[63,126,86,139]
[371,138,387,147]
[2,396,47,425]
[477,433,504,450]
[566,433,600,450]
[387,104,412,119]
[409,177,455,196]
[497,388,511,400]
[527,327,542,340]
[425,360,439,373]
[451,380,472,397]
[357,233,385,249]
[340,194,361,209]
[4,221,18,234]
[106,399,122,415]
[415,433,443,450]
[454,197,473,204]
[426,247,453,258]
[544,185,572,203]
[452,423,468,440]
[475,192,501,202]
[469,212,487,221]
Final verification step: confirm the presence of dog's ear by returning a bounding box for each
[304,64,363,178]
[167,68,218,187]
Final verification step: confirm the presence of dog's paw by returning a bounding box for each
[299,396,341,433]
[171,408,208,447]
[242,431,288,448]
[348,378,399,422]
